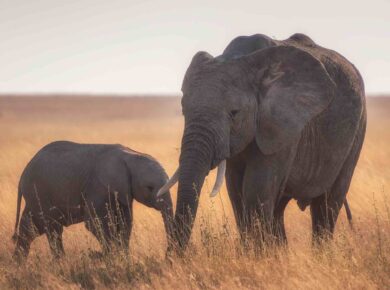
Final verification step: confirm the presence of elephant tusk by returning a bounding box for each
[210,160,226,198]
[157,167,179,197]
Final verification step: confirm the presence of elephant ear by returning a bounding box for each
[252,45,336,155]
[182,51,214,91]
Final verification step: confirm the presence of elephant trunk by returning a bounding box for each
[171,122,217,250]
[159,193,175,246]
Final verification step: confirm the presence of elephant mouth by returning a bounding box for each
[157,158,227,199]
[210,150,230,170]
[210,159,220,171]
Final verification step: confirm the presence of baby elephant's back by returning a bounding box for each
[19,141,110,218]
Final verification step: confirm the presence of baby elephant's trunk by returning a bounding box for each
[156,193,175,247]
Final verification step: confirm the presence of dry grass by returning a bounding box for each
[0,95,389,289]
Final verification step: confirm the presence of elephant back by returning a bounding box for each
[221,34,277,59]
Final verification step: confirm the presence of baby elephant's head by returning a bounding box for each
[130,154,174,242]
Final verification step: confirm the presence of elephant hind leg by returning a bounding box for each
[46,223,65,258]
[272,196,291,245]
[310,192,343,243]
[13,208,45,261]
[311,127,364,244]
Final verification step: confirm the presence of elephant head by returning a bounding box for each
[128,154,174,245]
[159,44,336,250]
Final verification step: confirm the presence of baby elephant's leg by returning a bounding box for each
[13,208,45,261]
[84,205,113,253]
[84,182,132,253]
[83,182,118,252]
[85,205,132,253]
[116,206,132,250]
[46,223,65,258]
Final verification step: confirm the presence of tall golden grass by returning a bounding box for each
[0,96,389,289]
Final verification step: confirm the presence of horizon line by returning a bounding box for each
[0,92,181,98]
[0,92,389,98]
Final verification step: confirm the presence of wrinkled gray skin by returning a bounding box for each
[13,141,173,260]
[171,33,366,251]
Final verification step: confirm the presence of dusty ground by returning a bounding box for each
[0,95,389,289]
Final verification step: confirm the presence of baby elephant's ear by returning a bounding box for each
[252,46,336,154]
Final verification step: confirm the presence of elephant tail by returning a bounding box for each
[12,185,23,242]
[344,199,353,229]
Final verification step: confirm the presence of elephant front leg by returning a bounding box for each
[116,206,132,251]
[85,203,133,254]
[225,158,247,246]
[242,167,278,249]
[84,210,111,253]
[84,184,132,253]
[241,143,295,249]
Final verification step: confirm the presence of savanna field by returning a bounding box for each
[0,96,389,289]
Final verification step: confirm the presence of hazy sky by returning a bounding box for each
[0,0,389,95]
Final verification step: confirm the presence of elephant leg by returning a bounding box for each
[85,204,130,253]
[46,223,65,258]
[272,196,291,245]
[311,129,363,244]
[85,206,113,252]
[83,181,116,252]
[225,158,246,243]
[241,143,296,248]
[115,205,132,250]
[241,167,278,248]
[13,208,45,261]
[310,192,344,243]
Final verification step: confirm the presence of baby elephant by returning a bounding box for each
[13,141,173,260]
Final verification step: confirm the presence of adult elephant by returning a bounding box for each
[159,33,366,251]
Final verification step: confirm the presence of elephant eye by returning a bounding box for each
[147,185,154,192]
[230,110,239,118]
